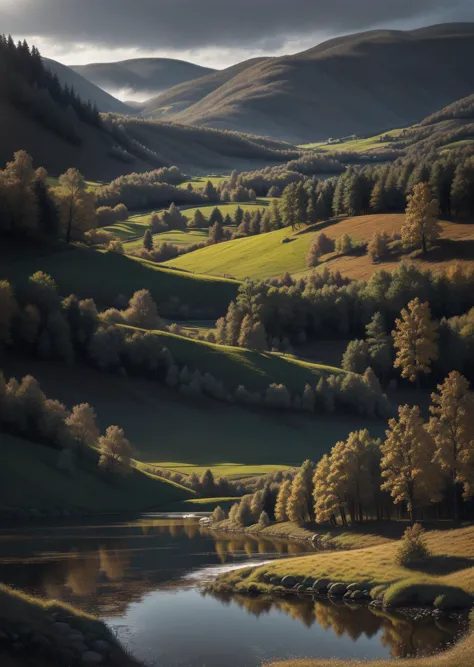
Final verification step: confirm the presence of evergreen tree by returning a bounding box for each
[287,460,315,524]
[143,229,154,251]
[275,479,292,522]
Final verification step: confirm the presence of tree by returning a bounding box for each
[238,315,267,350]
[306,233,335,266]
[190,209,208,228]
[270,200,283,229]
[124,290,161,330]
[370,180,386,213]
[209,220,225,244]
[258,511,270,527]
[203,181,219,201]
[302,384,315,412]
[428,372,474,519]
[55,168,96,242]
[3,150,38,232]
[313,454,333,524]
[65,403,100,449]
[200,469,216,496]
[335,233,354,255]
[98,425,133,474]
[392,298,438,386]
[342,340,369,374]
[287,460,315,524]
[275,479,292,522]
[381,405,442,522]
[143,229,154,251]
[402,182,440,254]
[366,312,392,381]
[368,231,390,263]
[212,506,226,522]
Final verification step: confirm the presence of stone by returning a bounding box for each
[296,584,306,593]
[68,631,85,642]
[351,590,364,601]
[247,584,260,596]
[302,576,315,587]
[53,622,72,635]
[31,635,51,649]
[312,578,331,592]
[329,583,347,597]
[347,583,362,592]
[281,576,297,589]
[82,650,104,664]
[92,640,111,655]
[71,640,89,653]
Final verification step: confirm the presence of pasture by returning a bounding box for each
[166,214,474,281]
[300,127,406,153]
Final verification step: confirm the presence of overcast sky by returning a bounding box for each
[2,0,474,68]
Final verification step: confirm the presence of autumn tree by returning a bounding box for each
[402,182,440,254]
[381,405,442,522]
[287,460,315,524]
[313,454,335,524]
[65,403,100,450]
[55,168,96,242]
[306,232,335,267]
[124,290,161,330]
[275,479,292,522]
[428,372,474,519]
[98,425,133,474]
[368,231,390,263]
[392,298,438,387]
[2,150,38,232]
[238,314,267,351]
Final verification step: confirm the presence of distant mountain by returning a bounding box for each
[146,23,474,143]
[142,57,270,117]
[43,58,131,114]
[73,58,215,99]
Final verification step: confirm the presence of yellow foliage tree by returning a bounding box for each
[392,298,438,387]
[381,405,442,522]
[55,168,96,242]
[429,371,474,518]
[274,479,292,522]
[313,454,335,524]
[402,182,440,254]
[286,459,314,525]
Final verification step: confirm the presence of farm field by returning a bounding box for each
[4,356,378,469]
[166,214,474,281]
[299,127,407,153]
[2,245,239,313]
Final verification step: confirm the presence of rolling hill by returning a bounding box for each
[147,23,474,143]
[165,214,474,281]
[73,58,215,100]
[43,58,132,114]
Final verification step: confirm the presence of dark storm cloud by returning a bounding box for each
[3,0,474,52]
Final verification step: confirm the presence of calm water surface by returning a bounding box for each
[0,515,468,666]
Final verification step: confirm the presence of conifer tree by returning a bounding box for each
[313,454,333,524]
[275,480,292,522]
[402,182,440,254]
[287,459,315,524]
[143,229,154,251]
[392,298,438,386]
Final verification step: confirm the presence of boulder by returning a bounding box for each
[71,640,88,653]
[82,651,103,665]
[92,640,111,655]
[347,583,362,592]
[329,583,347,597]
[68,631,85,642]
[303,576,316,587]
[53,622,72,635]
[351,590,364,601]
[312,578,331,592]
[281,576,297,589]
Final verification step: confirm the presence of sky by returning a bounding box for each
[2,0,474,70]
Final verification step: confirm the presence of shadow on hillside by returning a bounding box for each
[295,216,347,236]
[418,239,474,262]
[407,554,474,576]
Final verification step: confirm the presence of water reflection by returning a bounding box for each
[0,517,468,666]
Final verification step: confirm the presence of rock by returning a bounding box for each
[281,576,297,589]
[31,635,51,649]
[92,640,111,655]
[347,583,362,592]
[343,591,352,599]
[296,584,306,593]
[329,583,347,597]
[247,584,260,596]
[71,640,89,653]
[68,631,85,642]
[351,590,364,601]
[303,576,315,587]
[312,578,331,592]
[370,600,383,607]
[54,622,72,635]
[82,651,103,665]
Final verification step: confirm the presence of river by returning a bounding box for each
[0,515,468,666]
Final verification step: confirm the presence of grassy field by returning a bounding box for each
[0,433,194,514]
[104,202,271,244]
[166,214,474,281]
[179,175,230,191]
[213,523,474,607]
[156,463,291,479]
[47,176,103,191]
[2,246,239,313]
[123,228,209,252]
[299,128,406,153]
[5,357,381,469]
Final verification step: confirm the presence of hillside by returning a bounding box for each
[2,245,239,316]
[4,357,375,469]
[151,23,474,143]
[165,214,474,281]
[74,57,215,100]
[0,433,193,515]
[142,57,269,118]
[43,58,132,114]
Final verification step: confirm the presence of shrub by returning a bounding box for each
[107,238,124,254]
[258,511,270,527]
[212,506,226,522]
[434,590,473,610]
[395,523,431,567]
